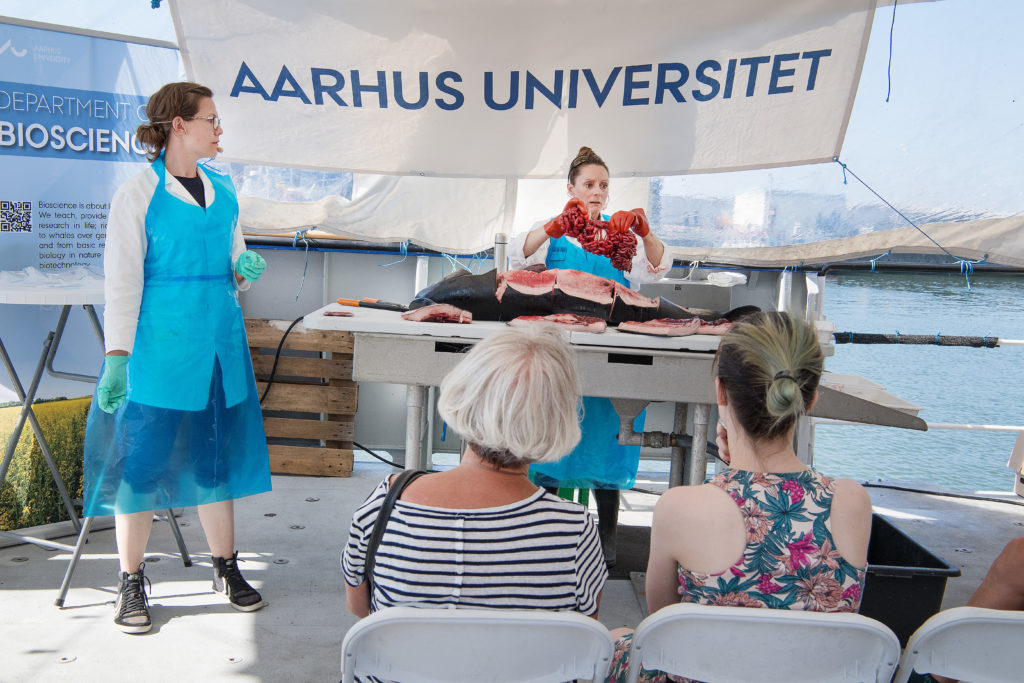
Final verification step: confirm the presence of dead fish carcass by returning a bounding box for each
[408,268,758,325]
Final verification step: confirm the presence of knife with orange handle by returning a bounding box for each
[337,298,408,312]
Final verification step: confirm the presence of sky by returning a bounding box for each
[662,0,1023,218]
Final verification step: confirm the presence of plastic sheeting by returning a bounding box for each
[237,173,652,254]
[668,217,1024,269]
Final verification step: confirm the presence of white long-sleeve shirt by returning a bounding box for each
[103,164,249,354]
[508,219,672,287]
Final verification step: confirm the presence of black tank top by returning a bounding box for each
[174,174,206,208]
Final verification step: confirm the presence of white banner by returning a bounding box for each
[172,0,875,178]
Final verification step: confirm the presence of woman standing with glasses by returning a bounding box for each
[82,81,272,633]
[508,146,672,566]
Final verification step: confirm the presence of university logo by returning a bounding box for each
[0,39,28,58]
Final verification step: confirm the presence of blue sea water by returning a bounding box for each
[812,271,1024,492]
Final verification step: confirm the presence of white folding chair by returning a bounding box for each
[625,603,901,683]
[340,605,615,683]
[892,606,1024,683]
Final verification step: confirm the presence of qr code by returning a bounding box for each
[0,200,32,232]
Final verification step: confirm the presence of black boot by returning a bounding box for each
[212,552,266,612]
[594,488,620,567]
[114,562,152,634]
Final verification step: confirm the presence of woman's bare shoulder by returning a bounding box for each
[654,482,733,520]
[831,477,872,511]
[827,477,872,567]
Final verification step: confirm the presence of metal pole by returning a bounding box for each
[669,402,688,487]
[55,515,94,607]
[813,418,1024,432]
[414,255,430,295]
[686,404,712,486]
[405,385,427,470]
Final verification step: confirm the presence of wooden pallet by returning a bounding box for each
[245,319,356,477]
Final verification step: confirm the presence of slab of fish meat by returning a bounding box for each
[695,318,734,335]
[617,317,736,336]
[401,303,472,323]
[507,314,607,333]
[617,318,703,336]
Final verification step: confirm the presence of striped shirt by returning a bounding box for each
[342,477,608,615]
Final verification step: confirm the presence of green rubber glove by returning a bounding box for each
[97,355,129,414]
[235,250,266,282]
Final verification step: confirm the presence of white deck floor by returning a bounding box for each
[2,458,1022,682]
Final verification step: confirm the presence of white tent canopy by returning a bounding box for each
[4,0,1021,264]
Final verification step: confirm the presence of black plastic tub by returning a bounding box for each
[859,514,961,645]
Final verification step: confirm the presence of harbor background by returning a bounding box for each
[814,270,1023,492]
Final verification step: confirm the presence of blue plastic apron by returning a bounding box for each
[529,229,646,490]
[82,157,271,516]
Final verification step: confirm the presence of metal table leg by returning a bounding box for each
[684,403,713,486]
[405,384,427,470]
[668,402,689,488]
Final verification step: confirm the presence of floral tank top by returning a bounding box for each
[606,469,868,683]
[676,468,866,612]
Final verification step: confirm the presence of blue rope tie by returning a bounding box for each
[292,230,311,301]
[870,249,892,271]
[379,241,409,267]
[442,252,485,275]
[959,258,974,291]
[935,332,941,344]
[470,250,489,274]
[442,252,462,275]
[835,157,849,185]
[895,330,900,343]
[886,0,899,103]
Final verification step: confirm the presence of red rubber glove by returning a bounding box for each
[545,198,588,238]
[630,208,650,237]
[608,210,636,233]
[543,217,565,238]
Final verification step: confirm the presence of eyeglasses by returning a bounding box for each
[187,115,222,129]
[151,115,222,128]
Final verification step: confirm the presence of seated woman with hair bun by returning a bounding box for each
[607,312,873,683]
[342,325,607,619]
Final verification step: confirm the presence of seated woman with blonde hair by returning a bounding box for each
[607,312,872,682]
[343,325,607,618]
